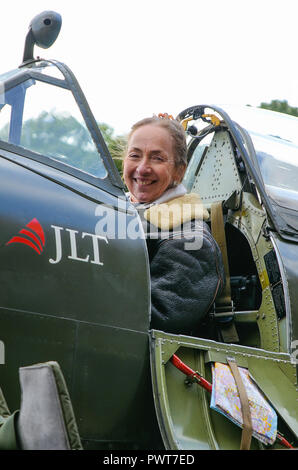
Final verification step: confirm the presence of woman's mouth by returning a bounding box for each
[133,178,156,186]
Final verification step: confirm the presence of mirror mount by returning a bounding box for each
[22,11,62,65]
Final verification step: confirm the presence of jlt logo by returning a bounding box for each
[6,219,108,266]
[49,225,108,266]
[6,218,45,255]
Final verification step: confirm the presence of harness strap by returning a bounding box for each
[211,202,239,343]
[227,357,253,450]
[211,201,231,305]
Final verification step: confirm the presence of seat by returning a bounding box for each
[0,361,82,450]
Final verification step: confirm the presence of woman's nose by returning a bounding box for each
[136,158,152,175]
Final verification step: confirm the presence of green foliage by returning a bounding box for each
[98,122,126,177]
[0,110,126,178]
[259,99,298,117]
[20,111,107,177]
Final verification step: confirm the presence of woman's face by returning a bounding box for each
[123,124,183,203]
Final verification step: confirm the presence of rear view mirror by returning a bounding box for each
[22,11,62,64]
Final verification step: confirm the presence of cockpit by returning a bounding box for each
[179,104,298,354]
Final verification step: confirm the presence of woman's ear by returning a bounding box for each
[174,163,186,185]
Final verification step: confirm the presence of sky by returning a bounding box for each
[1,0,298,135]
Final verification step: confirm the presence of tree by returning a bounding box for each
[0,110,126,177]
[259,99,298,117]
[98,122,126,176]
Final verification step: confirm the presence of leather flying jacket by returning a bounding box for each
[135,191,225,336]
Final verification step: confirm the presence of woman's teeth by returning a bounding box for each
[134,179,154,185]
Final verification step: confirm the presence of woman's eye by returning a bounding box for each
[128,154,140,159]
[152,155,164,162]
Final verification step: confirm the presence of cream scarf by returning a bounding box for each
[127,184,209,230]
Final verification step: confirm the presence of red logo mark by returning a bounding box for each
[6,218,45,255]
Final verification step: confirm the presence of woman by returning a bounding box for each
[123,115,224,336]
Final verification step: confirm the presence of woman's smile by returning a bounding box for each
[133,178,156,185]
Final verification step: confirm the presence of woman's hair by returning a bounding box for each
[127,115,187,168]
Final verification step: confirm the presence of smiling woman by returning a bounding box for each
[123,116,186,203]
[123,115,225,335]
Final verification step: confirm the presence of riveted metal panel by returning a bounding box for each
[192,131,242,208]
